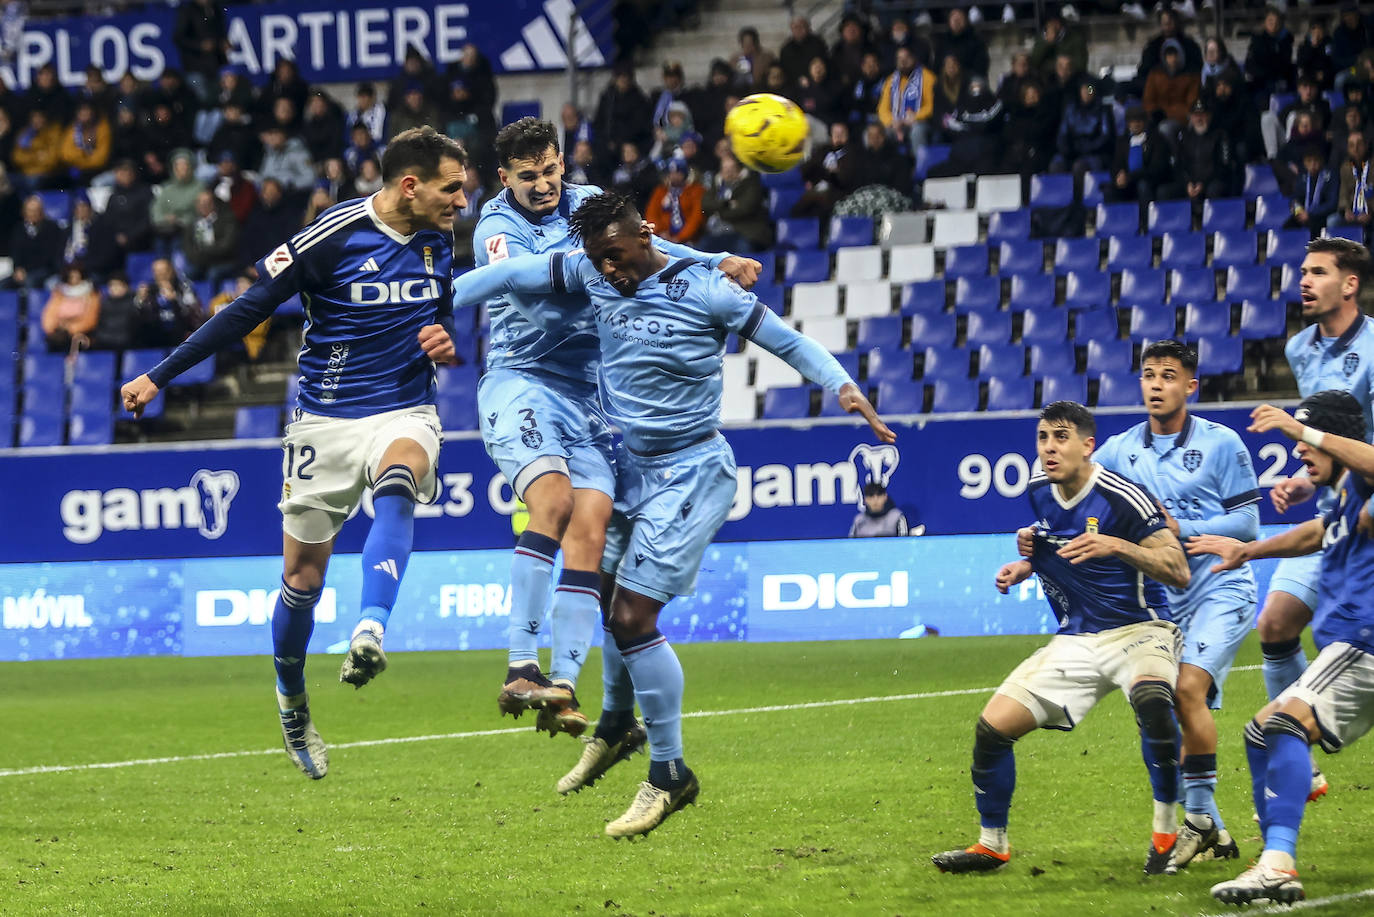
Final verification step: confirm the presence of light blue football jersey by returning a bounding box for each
[1286,315,1374,438]
[1095,414,1260,614]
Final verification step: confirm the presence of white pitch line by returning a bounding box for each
[1198,887,1374,917]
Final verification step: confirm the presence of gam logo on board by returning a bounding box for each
[60,470,241,544]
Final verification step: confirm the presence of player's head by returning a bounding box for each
[380,126,469,233]
[1294,389,1367,486]
[1300,237,1372,321]
[568,191,657,297]
[1036,401,1096,485]
[495,117,564,216]
[1139,339,1198,422]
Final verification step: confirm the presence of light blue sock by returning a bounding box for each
[1183,753,1224,828]
[1261,637,1307,701]
[1262,715,1313,859]
[272,580,321,697]
[618,630,683,765]
[508,531,558,667]
[550,569,599,688]
[359,465,416,631]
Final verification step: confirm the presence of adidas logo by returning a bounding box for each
[499,0,605,71]
[372,559,399,580]
[361,257,380,272]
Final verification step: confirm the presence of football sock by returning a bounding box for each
[648,757,691,790]
[1261,637,1306,701]
[1261,714,1311,859]
[272,579,321,697]
[977,827,1009,856]
[618,630,684,776]
[1243,718,1270,828]
[971,718,1016,833]
[507,531,558,667]
[550,569,599,688]
[358,464,417,632]
[1182,753,1224,828]
[594,706,639,742]
[597,603,636,725]
[1130,680,1181,808]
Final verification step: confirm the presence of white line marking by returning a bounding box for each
[1198,887,1374,916]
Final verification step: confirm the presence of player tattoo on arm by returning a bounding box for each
[1059,528,1189,588]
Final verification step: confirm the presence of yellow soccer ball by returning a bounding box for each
[725,93,808,173]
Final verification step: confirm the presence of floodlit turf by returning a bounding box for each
[3,635,1373,916]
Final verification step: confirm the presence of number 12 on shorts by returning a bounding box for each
[286,443,316,480]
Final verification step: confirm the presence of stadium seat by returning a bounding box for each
[1266,229,1310,265]
[1009,273,1056,311]
[126,252,157,286]
[1211,231,1256,269]
[768,187,804,220]
[987,209,1031,242]
[761,385,813,419]
[953,276,1001,312]
[866,346,914,382]
[120,348,169,382]
[1118,267,1166,308]
[1147,200,1192,234]
[1225,265,1272,302]
[1184,303,1232,338]
[784,249,830,284]
[832,351,861,381]
[1096,371,1142,407]
[759,168,803,190]
[878,212,929,247]
[886,244,936,283]
[817,387,853,417]
[436,363,480,397]
[1030,173,1074,208]
[500,100,540,124]
[0,323,16,361]
[18,412,62,447]
[752,251,778,282]
[877,378,924,413]
[986,374,1034,410]
[22,383,63,420]
[966,310,1012,346]
[1243,163,1281,197]
[977,343,1025,378]
[1325,224,1364,243]
[1073,306,1119,342]
[0,289,19,325]
[796,317,849,352]
[1028,340,1074,374]
[1240,299,1287,340]
[944,243,989,277]
[790,282,841,318]
[1160,230,1207,269]
[69,378,113,415]
[776,217,820,250]
[172,355,217,387]
[752,281,785,314]
[36,189,71,224]
[856,314,903,349]
[1129,305,1179,340]
[932,210,980,246]
[1196,335,1244,375]
[1085,338,1134,375]
[1063,271,1110,309]
[71,350,116,385]
[922,176,969,210]
[67,410,113,446]
[914,144,951,181]
[998,240,1043,275]
[921,346,971,380]
[1201,198,1247,232]
[900,279,947,315]
[930,378,980,413]
[1039,373,1087,406]
[1020,307,1068,344]
[234,405,282,438]
[908,312,956,348]
[975,175,1023,213]
[828,216,874,251]
[22,353,65,391]
[1081,170,1110,207]
[1054,237,1100,274]
[844,281,893,318]
[1279,263,1302,300]
[437,390,479,430]
[1107,236,1153,271]
[834,246,883,283]
[1095,202,1140,237]
[283,375,300,411]
[1252,194,1291,232]
[1170,268,1217,304]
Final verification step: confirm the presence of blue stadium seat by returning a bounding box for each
[0,323,16,361]
[120,348,169,381]
[1085,338,1134,375]
[1063,271,1110,309]
[759,167,803,190]
[1096,202,1140,237]
[1030,173,1074,208]
[1252,194,1291,232]
[977,343,1025,378]
[1268,91,1297,114]
[36,189,71,224]
[1202,198,1247,232]
[1326,224,1364,243]
[908,312,956,348]
[914,144,951,181]
[1243,163,1281,197]
[1159,230,1206,269]
[1107,235,1153,271]
[284,375,299,411]
[22,353,65,390]
[1148,200,1192,235]
[173,355,217,387]
[1184,303,1232,338]
[828,216,874,251]
[986,375,1034,410]
[930,378,980,413]
[966,310,1012,346]
[1073,306,1119,342]
[1096,371,1142,407]
[752,281,784,314]
[1170,267,1217,304]
[1009,273,1056,311]
[1129,305,1179,340]
[67,410,113,446]
[126,252,157,287]
[776,217,820,250]
[1081,170,1110,207]
[1118,267,1166,308]
[1211,231,1257,268]
[1279,263,1302,300]
[900,279,946,315]
[866,347,914,382]
[953,276,1001,312]
[921,346,970,380]
[784,249,830,284]
[1039,373,1087,406]
[1240,298,1287,339]
[945,243,990,277]
[0,289,18,325]
[987,209,1031,242]
[71,350,116,385]
[768,187,804,220]
[1020,307,1068,344]
[436,363,480,397]
[762,385,813,419]
[500,100,540,124]
[1266,229,1310,264]
[22,383,63,420]
[856,315,903,349]
[832,351,861,381]
[436,390,478,430]
[1225,265,1272,302]
[1029,340,1074,374]
[877,379,924,413]
[817,387,853,416]
[998,240,1043,274]
[69,378,113,415]
[18,412,62,447]
[1054,237,1100,274]
[234,405,281,439]
[1196,335,1244,375]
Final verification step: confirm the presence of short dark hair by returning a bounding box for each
[739,26,759,43]
[862,481,887,496]
[1040,400,1096,438]
[1306,237,1373,291]
[380,126,468,183]
[1141,339,1199,375]
[494,117,560,168]
[568,191,639,243]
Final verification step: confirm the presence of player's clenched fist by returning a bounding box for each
[418,324,456,364]
[120,374,160,419]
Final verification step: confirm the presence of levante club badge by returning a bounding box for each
[423,246,434,273]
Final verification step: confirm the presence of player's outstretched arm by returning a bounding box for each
[649,230,762,290]
[451,251,565,307]
[836,382,897,444]
[995,560,1033,594]
[1188,518,1326,571]
[1059,528,1190,588]
[1251,402,1374,485]
[121,374,160,418]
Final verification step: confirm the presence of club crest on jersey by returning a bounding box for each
[265,243,293,278]
[1085,516,1099,534]
[423,245,433,273]
[665,277,689,302]
[1183,449,1203,472]
[1344,352,1360,376]
[521,428,544,449]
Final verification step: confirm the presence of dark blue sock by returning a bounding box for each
[359,464,417,630]
[1132,681,1181,804]
[272,579,321,697]
[1263,714,1313,858]
[1244,718,1270,829]
[972,719,1016,829]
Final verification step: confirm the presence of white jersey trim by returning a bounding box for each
[365,194,416,245]
[1050,463,1101,511]
[1097,469,1158,521]
[291,200,368,253]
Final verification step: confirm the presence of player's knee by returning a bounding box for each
[282,568,325,594]
[1129,679,1177,736]
[524,482,575,535]
[975,717,1017,752]
[1261,711,1312,746]
[1243,717,1267,749]
[373,464,419,503]
[1257,596,1309,641]
[608,600,653,643]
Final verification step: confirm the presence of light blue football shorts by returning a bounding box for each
[601,434,737,604]
[1268,552,1322,614]
[1172,594,1255,709]
[477,368,615,499]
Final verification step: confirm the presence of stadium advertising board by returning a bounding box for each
[0,405,1302,563]
[0,0,610,89]
[0,534,1289,662]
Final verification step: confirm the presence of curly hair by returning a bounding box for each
[567,191,639,243]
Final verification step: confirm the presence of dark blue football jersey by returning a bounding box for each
[1315,472,1374,654]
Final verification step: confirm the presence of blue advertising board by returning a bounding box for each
[0,404,1304,563]
[0,0,611,89]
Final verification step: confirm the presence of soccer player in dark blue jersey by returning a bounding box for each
[933,402,1191,876]
[121,127,469,779]
[1194,392,1374,906]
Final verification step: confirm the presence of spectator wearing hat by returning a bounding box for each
[1288,145,1338,234]
[1334,131,1374,234]
[781,17,830,86]
[151,149,202,254]
[594,64,653,161]
[345,82,387,144]
[678,130,712,176]
[1107,105,1170,203]
[1030,13,1087,84]
[1138,8,1202,85]
[173,0,229,104]
[645,156,705,245]
[649,100,695,162]
[86,160,152,277]
[1245,6,1295,101]
[60,100,111,184]
[831,13,873,89]
[848,482,910,538]
[652,61,688,130]
[879,46,937,149]
[1144,40,1200,141]
[41,263,101,353]
[302,91,345,163]
[1162,99,1232,203]
[1050,80,1115,175]
[701,150,772,252]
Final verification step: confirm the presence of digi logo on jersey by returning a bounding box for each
[349,278,442,303]
[60,470,241,544]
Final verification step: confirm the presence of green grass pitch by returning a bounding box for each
[3,635,1372,916]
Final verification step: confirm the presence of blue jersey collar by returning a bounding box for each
[1141,412,1195,451]
[502,187,574,225]
[1307,313,1370,354]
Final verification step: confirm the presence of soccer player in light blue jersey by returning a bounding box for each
[1193,392,1374,906]
[1090,340,1259,871]
[453,191,894,836]
[934,402,1190,876]
[121,127,469,779]
[1253,238,1374,801]
[474,119,760,739]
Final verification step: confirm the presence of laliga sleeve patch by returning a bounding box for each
[486,233,509,263]
[265,244,294,278]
